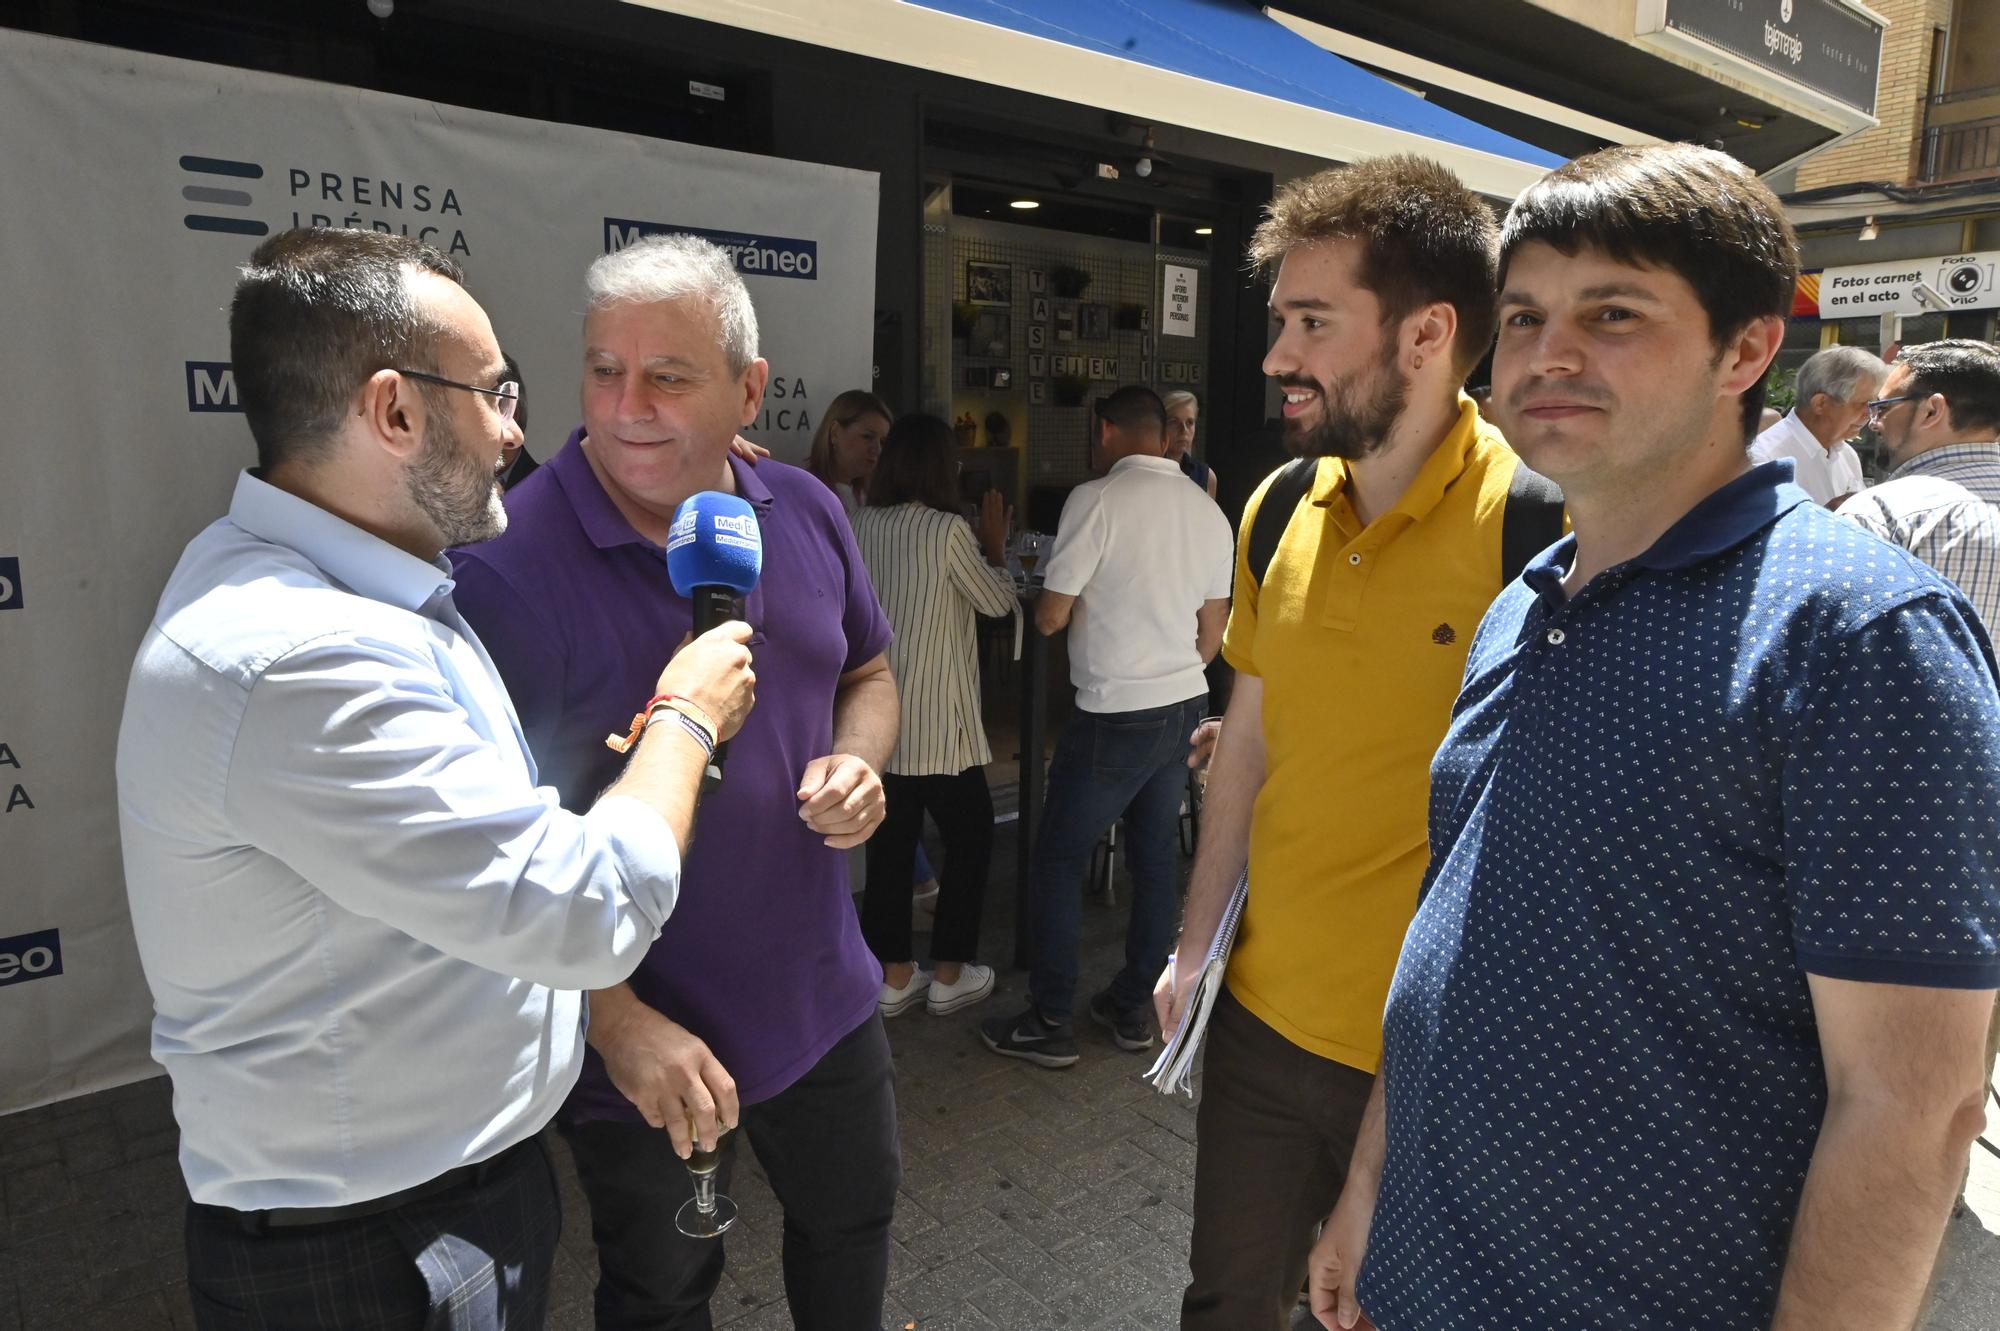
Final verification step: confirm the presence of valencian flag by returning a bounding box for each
[1793,271,1821,320]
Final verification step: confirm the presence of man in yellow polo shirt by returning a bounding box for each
[1153,156,1559,1331]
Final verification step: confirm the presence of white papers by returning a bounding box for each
[1144,869,1247,1096]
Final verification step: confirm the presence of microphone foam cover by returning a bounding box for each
[667,491,763,596]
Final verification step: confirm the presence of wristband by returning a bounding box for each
[662,708,717,761]
[604,693,720,754]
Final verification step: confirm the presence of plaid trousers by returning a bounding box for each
[183,1135,560,1330]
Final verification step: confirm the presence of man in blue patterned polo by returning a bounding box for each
[1306,143,2000,1331]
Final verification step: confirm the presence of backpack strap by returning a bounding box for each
[1500,460,1565,585]
[1246,458,1319,590]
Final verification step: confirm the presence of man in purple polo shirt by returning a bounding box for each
[451,233,900,1331]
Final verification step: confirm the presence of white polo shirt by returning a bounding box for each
[1040,453,1234,713]
[1750,410,1866,505]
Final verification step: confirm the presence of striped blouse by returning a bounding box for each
[852,502,1019,776]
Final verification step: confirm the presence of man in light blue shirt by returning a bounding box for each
[115,227,756,1331]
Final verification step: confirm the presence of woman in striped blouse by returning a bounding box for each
[852,413,1018,1018]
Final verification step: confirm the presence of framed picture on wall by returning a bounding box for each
[964,366,990,388]
[966,260,1012,305]
[1055,306,1077,343]
[970,308,1010,358]
[1029,268,1047,294]
[1031,380,1047,404]
[1029,353,1047,377]
[1027,324,1046,350]
[1079,303,1110,341]
[993,368,1013,389]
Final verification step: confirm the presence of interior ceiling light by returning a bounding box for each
[1136,128,1157,179]
[1858,215,1879,242]
[1009,199,1040,209]
[1194,226,1213,236]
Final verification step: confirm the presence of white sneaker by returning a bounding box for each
[925,963,996,1016]
[879,967,932,1018]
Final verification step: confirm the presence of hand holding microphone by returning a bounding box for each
[656,623,756,744]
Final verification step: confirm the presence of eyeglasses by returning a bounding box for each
[395,368,521,421]
[1865,393,1920,427]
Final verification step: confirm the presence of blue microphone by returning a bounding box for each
[667,491,763,788]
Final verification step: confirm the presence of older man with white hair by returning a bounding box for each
[451,233,903,1331]
[1750,344,1887,506]
[1164,388,1218,497]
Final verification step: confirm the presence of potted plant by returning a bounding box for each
[1050,264,1092,298]
[1764,366,1797,415]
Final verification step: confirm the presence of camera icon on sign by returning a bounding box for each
[0,557,21,611]
[1939,263,1989,301]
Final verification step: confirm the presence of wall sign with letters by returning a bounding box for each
[1819,252,2000,318]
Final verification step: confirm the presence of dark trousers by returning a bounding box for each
[1029,695,1207,1023]
[184,1135,559,1331]
[860,767,994,964]
[1181,988,1377,1331]
[563,1014,900,1331]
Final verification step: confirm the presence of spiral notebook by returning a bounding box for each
[1144,868,1248,1097]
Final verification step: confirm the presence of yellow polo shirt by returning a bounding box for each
[1222,397,1528,1073]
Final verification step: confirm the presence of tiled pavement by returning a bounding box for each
[5,838,2000,1330]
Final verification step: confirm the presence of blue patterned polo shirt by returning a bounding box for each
[1358,462,2000,1331]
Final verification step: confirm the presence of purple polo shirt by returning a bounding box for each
[449,428,890,1116]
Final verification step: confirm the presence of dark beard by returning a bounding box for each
[1283,344,1408,461]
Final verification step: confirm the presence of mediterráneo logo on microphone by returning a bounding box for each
[712,513,759,550]
[667,507,699,554]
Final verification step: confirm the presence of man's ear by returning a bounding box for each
[736,357,771,430]
[1407,301,1459,373]
[1917,392,1951,433]
[354,369,428,462]
[1719,315,1785,399]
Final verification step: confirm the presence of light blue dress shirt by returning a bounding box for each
[116,472,682,1210]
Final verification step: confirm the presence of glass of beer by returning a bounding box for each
[1015,531,1048,580]
[674,1123,737,1239]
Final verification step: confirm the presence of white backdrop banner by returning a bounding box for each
[0,30,878,1113]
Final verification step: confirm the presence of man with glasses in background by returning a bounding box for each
[117,227,757,1330]
[1840,339,2000,626]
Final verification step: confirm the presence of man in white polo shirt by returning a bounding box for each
[983,385,1233,1067]
[1749,344,1884,506]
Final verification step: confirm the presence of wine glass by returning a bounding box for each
[674,1124,737,1238]
[1015,531,1049,581]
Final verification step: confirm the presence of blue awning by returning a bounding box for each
[904,0,1562,178]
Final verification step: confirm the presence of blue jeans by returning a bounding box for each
[1029,694,1206,1024]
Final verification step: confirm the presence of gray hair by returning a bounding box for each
[1795,345,1886,412]
[1162,390,1199,415]
[584,233,760,374]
